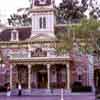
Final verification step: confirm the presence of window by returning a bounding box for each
[43,17,46,28]
[78,75,82,80]
[39,17,46,29]
[11,30,19,41]
[39,17,42,29]
[34,0,51,6]
[60,69,66,82]
[13,32,17,40]
[76,67,83,81]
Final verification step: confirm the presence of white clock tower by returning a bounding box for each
[31,0,56,39]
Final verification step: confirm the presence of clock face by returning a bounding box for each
[34,0,51,6]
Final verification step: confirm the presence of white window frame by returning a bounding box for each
[11,29,19,41]
[39,17,46,29]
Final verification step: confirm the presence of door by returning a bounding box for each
[37,72,47,88]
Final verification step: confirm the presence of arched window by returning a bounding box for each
[76,67,83,82]
[78,75,82,81]
[11,30,19,41]
[13,31,17,40]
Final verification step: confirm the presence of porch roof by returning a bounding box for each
[10,56,71,65]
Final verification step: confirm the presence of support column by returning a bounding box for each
[28,64,31,90]
[28,44,31,58]
[47,64,50,89]
[66,62,70,91]
[10,64,13,90]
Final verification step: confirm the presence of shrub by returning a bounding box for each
[71,82,92,92]
[0,85,7,92]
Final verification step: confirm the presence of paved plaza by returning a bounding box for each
[0,94,96,100]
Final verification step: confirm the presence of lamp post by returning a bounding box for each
[0,50,3,69]
[0,48,4,67]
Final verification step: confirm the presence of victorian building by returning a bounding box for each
[0,0,95,93]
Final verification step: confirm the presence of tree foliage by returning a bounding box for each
[56,0,88,24]
[56,18,100,53]
[56,0,100,24]
[7,8,31,26]
[68,18,100,52]
[69,18,100,37]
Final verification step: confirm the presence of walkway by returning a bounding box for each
[0,93,95,100]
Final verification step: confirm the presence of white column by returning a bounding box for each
[28,64,31,90]
[66,63,70,91]
[28,44,31,58]
[47,64,50,89]
[10,64,13,89]
[88,55,95,92]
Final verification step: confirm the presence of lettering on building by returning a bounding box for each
[31,48,47,57]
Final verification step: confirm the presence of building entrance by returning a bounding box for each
[37,71,47,88]
[16,65,28,89]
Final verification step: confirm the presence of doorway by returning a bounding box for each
[16,64,28,89]
[37,71,47,88]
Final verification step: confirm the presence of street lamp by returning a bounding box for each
[0,55,3,68]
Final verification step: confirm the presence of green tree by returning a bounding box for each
[56,0,88,24]
[68,18,100,53]
[56,18,100,54]
[56,0,100,24]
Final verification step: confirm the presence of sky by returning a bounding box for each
[0,0,62,24]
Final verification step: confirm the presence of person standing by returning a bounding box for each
[18,83,22,96]
[6,85,11,96]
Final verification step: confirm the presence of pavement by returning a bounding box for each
[0,94,96,100]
